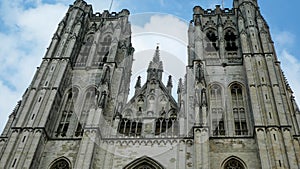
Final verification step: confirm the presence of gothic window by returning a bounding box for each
[123,156,165,169]
[224,159,245,169]
[136,163,156,169]
[75,88,97,136]
[76,36,94,67]
[56,88,79,137]
[155,118,173,135]
[225,30,238,51]
[231,84,248,135]
[118,118,142,136]
[205,30,219,52]
[93,35,112,66]
[50,159,70,169]
[210,84,225,136]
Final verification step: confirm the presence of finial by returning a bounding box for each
[177,78,183,94]
[167,75,173,88]
[135,76,141,89]
[222,0,224,9]
[153,44,160,63]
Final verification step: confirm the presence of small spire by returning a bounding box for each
[135,76,141,89]
[167,75,173,88]
[153,45,160,64]
[148,45,163,70]
[135,76,142,95]
[167,75,173,95]
[177,78,183,94]
[147,45,164,81]
[217,14,222,26]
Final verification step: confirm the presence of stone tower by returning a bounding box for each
[0,0,300,169]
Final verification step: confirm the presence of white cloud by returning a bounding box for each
[0,0,121,133]
[0,1,68,132]
[279,50,300,105]
[273,31,300,105]
[274,31,295,48]
[129,14,189,99]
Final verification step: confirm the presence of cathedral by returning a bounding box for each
[1,0,300,168]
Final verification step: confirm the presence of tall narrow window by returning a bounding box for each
[231,84,248,135]
[56,88,79,137]
[210,84,225,136]
[225,30,238,51]
[93,35,112,66]
[76,35,94,67]
[75,88,96,136]
[205,31,219,52]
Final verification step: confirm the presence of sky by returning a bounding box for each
[0,0,299,133]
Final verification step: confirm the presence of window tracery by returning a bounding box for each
[224,159,245,169]
[205,30,219,52]
[75,88,97,136]
[123,156,165,169]
[50,159,70,169]
[210,84,225,136]
[225,30,238,51]
[231,84,248,135]
[76,35,94,67]
[93,35,112,66]
[56,88,79,137]
[118,118,142,136]
[136,163,156,169]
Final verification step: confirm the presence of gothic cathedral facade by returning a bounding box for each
[0,0,300,168]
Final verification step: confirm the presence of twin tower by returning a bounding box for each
[1,0,300,168]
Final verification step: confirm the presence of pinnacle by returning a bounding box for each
[148,45,163,71]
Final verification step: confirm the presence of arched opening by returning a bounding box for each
[205,30,219,52]
[76,35,94,67]
[56,88,79,137]
[222,157,246,169]
[118,109,143,137]
[49,158,71,169]
[75,87,97,137]
[123,156,165,169]
[210,84,225,136]
[225,30,238,51]
[93,35,112,66]
[230,84,248,136]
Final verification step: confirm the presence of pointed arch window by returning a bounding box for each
[205,30,219,52]
[76,35,94,67]
[93,35,112,66]
[118,118,142,137]
[56,88,79,137]
[50,159,70,169]
[210,84,225,136]
[225,30,238,51]
[75,88,97,136]
[224,159,245,169]
[136,163,156,169]
[123,156,165,169]
[231,84,248,135]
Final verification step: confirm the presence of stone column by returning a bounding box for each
[194,128,209,169]
[255,127,271,169]
[75,129,98,169]
[282,128,298,168]
[177,140,186,169]
[103,141,115,169]
[0,129,20,169]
